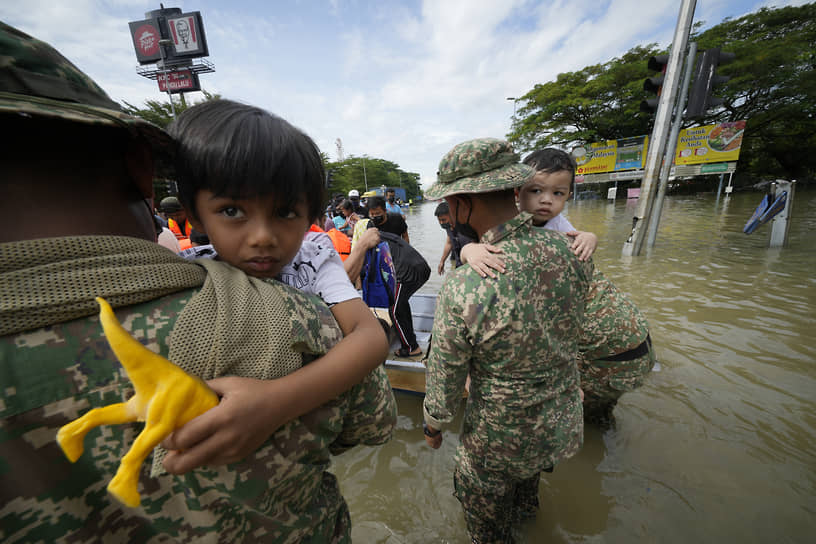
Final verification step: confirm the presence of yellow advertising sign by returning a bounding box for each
[675,121,746,165]
[573,136,648,176]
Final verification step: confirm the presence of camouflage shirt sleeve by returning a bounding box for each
[330,365,397,454]
[423,268,475,429]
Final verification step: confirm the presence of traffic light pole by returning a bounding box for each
[646,41,697,248]
[622,0,696,257]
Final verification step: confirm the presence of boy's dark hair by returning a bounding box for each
[522,148,577,190]
[339,199,354,212]
[434,201,450,216]
[168,99,325,223]
[367,195,386,211]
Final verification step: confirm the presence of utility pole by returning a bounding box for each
[157,38,176,118]
[622,0,696,257]
[646,41,697,248]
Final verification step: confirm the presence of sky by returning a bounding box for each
[0,0,804,190]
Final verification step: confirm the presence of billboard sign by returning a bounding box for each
[129,18,162,64]
[675,121,747,165]
[166,12,208,58]
[157,70,200,93]
[573,136,648,176]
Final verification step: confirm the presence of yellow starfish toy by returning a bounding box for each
[57,297,219,507]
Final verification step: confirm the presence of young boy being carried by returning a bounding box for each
[463,148,655,426]
[162,99,395,471]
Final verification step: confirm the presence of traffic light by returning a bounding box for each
[640,54,669,113]
[685,47,735,119]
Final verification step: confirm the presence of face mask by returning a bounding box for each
[452,196,478,241]
[453,221,478,241]
[440,222,452,231]
[372,214,387,225]
[387,196,395,203]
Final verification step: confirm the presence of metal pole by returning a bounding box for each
[623,0,696,256]
[362,157,368,191]
[647,40,697,248]
[158,39,176,118]
[769,180,795,247]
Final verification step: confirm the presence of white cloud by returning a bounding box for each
[0,0,765,188]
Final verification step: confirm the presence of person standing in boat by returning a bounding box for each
[421,138,593,543]
[433,200,475,275]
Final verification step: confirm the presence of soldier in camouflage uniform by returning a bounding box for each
[577,270,655,426]
[421,138,594,543]
[0,22,396,543]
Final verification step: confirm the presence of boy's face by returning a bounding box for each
[191,189,310,279]
[517,170,572,226]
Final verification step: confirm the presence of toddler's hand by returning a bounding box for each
[566,231,598,261]
[461,243,505,279]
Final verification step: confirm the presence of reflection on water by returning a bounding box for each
[331,189,816,543]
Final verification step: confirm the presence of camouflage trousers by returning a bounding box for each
[580,335,654,423]
[453,454,545,544]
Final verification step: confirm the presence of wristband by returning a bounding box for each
[423,422,441,437]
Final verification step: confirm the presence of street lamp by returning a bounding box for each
[158,38,176,118]
[506,96,517,116]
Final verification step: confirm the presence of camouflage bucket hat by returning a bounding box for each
[0,22,174,195]
[424,138,535,200]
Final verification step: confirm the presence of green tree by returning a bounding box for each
[691,4,816,181]
[325,156,421,202]
[122,90,220,129]
[508,44,659,151]
[508,3,816,182]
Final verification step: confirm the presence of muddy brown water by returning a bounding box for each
[331,188,816,543]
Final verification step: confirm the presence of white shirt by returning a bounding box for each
[157,227,181,253]
[537,213,575,233]
[278,231,360,306]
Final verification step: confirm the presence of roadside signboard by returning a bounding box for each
[573,136,648,176]
[675,121,747,165]
[128,18,162,64]
[157,70,200,93]
[701,162,731,173]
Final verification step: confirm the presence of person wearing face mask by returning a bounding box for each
[366,196,409,243]
[385,188,404,217]
[434,201,474,275]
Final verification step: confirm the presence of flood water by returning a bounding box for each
[331,187,816,543]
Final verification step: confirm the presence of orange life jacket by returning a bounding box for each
[168,218,192,250]
[326,228,351,261]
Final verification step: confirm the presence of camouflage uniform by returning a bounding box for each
[578,270,654,426]
[0,22,396,543]
[423,139,594,542]
[424,214,593,542]
[1,265,396,543]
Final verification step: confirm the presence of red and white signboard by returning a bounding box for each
[167,12,208,57]
[128,19,162,63]
[157,70,200,94]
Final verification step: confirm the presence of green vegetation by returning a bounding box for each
[507,3,816,183]
[324,156,421,201]
[122,90,220,128]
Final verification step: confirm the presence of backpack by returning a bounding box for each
[361,241,396,308]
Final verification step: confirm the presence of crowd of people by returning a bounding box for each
[1,22,654,544]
